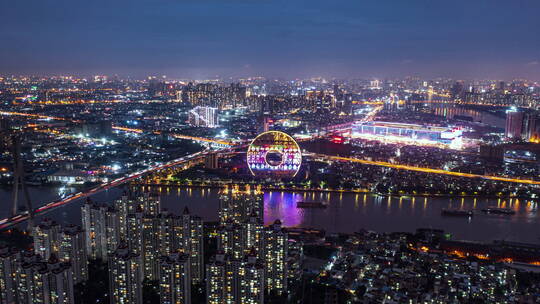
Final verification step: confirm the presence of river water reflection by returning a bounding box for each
[431,104,506,128]
[1,186,539,243]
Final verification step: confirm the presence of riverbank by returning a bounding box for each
[139,182,540,200]
[2,185,539,243]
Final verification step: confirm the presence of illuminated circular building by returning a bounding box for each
[247,131,302,178]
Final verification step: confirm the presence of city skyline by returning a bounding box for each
[1,0,539,80]
[2,73,540,303]
[2,1,540,303]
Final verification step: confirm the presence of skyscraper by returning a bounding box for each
[81,201,120,261]
[108,243,143,304]
[217,211,264,260]
[59,224,88,284]
[219,192,263,224]
[206,252,241,304]
[239,250,265,304]
[333,84,343,103]
[188,106,219,128]
[16,254,74,304]
[262,220,288,296]
[524,113,540,141]
[505,108,525,139]
[451,81,465,100]
[157,211,183,256]
[45,255,75,304]
[181,207,204,284]
[126,209,144,256]
[142,214,160,280]
[33,218,61,260]
[14,251,41,304]
[206,250,265,304]
[217,220,245,260]
[159,253,191,304]
[0,245,18,304]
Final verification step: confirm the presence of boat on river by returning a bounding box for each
[481,207,515,215]
[297,201,328,209]
[441,209,473,217]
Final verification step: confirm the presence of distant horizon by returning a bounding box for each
[1,0,539,81]
[1,73,539,83]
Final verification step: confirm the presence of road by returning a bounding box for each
[0,149,212,230]
[316,154,540,185]
[0,111,233,146]
[3,109,540,230]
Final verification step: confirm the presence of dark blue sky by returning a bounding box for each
[1,0,539,79]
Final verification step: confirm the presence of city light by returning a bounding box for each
[247,131,302,178]
[1,3,540,300]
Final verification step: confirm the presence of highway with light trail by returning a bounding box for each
[0,149,213,230]
[2,109,540,230]
[0,111,234,146]
[316,154,540,185]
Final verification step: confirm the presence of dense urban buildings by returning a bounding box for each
[189,106,219,128]
[1,75,540,303]
[206,189,290,303]
[108,242,143,303]
[2,1,540,302]
[351,121,463,148]
[505,108,525,139]
[159,252,192,304]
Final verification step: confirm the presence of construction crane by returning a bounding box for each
[0,119,34,230]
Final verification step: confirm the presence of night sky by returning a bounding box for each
[1,0,539,79]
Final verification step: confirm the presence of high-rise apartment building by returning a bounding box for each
[115,191,160,233]
[81,200,120,261]
[204,152,220,169]
[108,243,143,304]
[159,252,191,304]
[206,252,240,304]
[0,245,18,304]
[181,207,204,284]
[59,224,88,284]
[206,251,264,304]
[211,193,288,302]
[217,211,263,260]
[142,214,160,280]
[505,108,525,139]
[157,211,183,256]
[188,106,219,128]
[16,254,74,304]
[33,218,61,260]
[45,255,75,304]
[114,193,133,238]
[243,211,263,255]
[524,113,540,141]
[14,251,40,304]
[262,220,288,295]
[239,251,265,304]
[219,192,263,224]
[217,220,245,260]
[126,209,144,256]
[139,191,161,216]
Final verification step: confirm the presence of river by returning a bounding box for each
[430,104,506,128]
[1,186,539,243]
